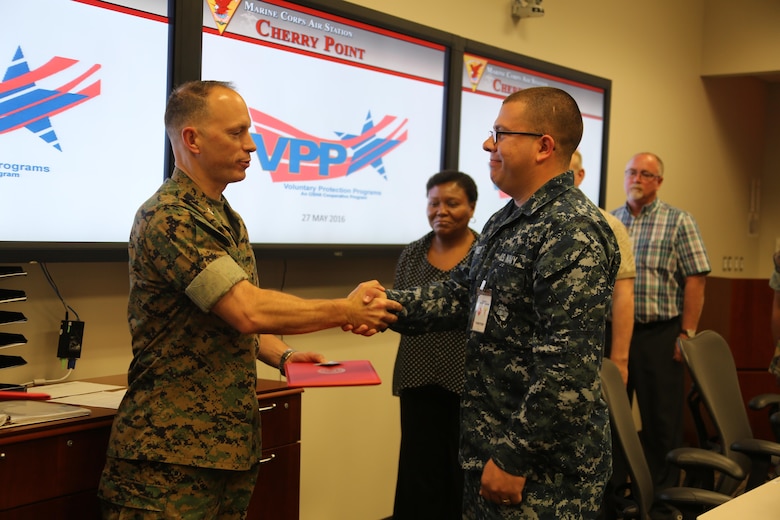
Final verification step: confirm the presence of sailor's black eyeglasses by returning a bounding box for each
[489,130,544,145]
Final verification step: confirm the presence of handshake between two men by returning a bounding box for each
[343,280,403,336]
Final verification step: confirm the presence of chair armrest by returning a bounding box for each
[657,487,732,510]
[730,437,780,490]
[731,437,780,458]
[748,393,780,411]
[667,447,745,481]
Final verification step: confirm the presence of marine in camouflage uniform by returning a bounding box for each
[386,170,619,519]
[98,168,262,517]
[98,80,401,518]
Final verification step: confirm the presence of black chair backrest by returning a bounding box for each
[678,330,752,494]
[601,358,654,520]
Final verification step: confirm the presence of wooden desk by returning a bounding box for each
[0,378,302,520]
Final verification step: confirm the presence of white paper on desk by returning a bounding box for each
[29,381,124,399]
[49,389,126,410]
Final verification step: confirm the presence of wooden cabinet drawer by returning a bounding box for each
[247,442,301,520]
[258,392,301,449]
[0,427,109,510]
[0,379,300,519]
[0,489,101,520]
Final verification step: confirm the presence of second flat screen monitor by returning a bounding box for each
[459,53,609,228]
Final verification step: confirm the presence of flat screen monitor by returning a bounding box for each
[0,0,169,262]
[457,46,611,231]
[200,0,448,252]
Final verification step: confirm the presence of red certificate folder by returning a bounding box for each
[285,360,381,388]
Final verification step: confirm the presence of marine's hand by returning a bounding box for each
[342,281,385,332]
[343,280,402,336]
[479,458,525,507]
[349,280,386,302]
[289,350,326,365]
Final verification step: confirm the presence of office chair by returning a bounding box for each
[747,392,780,442]
[600,359,738,519]
[678,330,780,494]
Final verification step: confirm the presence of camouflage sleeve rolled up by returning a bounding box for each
[108,169,263,472]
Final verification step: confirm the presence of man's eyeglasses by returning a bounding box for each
[624,169,661,181]
[489,130,544,145]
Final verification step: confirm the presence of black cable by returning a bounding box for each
[39,262,81,321]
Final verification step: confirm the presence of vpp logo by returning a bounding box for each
[0,46,101,151]
[249,108,408,182]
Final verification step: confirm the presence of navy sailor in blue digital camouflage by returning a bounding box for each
[97,80,401,520]
[385,87,619,519]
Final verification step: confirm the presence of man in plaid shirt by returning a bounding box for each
[611,152,711,491]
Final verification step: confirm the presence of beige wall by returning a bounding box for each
[701,0,780,77]
[2,1,779,519]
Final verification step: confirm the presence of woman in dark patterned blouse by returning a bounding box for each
[392,170,479,520]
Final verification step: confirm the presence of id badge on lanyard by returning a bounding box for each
[470,280,492,333]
